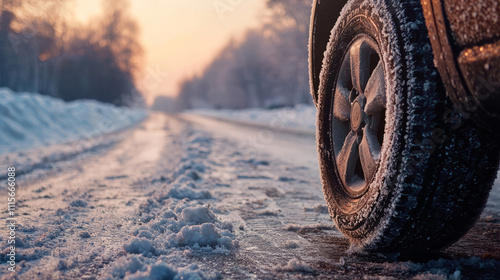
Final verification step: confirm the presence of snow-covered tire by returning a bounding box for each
[316,0,500,253]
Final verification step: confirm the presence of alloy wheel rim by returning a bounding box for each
[332,35,387,194]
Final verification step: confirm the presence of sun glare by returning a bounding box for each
[72,0,267,104]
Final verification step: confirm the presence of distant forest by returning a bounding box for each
[0,0,143,106]
[177,0,312,110]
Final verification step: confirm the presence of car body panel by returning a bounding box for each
[310,0,500,127]
[309,0,347,106]
[442,0,500,48]
[421,0,500,127]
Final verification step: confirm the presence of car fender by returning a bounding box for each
[309,0,348,107]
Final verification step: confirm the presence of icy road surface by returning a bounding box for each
[1,113,499,279]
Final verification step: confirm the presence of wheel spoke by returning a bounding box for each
[369,112,384,131]
[359,131,380,182]
[333,87,351,121]
[350,40,371,93]
[364,62,386,115]
[333,36,385,191]
[336,131,359,185]
[337,54,351,89]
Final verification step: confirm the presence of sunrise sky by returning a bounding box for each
[72,0,267,104]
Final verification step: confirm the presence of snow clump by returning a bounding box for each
[102,257,210,280]
[131,202,236,253]
[274,258,313,273]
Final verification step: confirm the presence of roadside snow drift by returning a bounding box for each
[188,104,316,132]
[0,88,147,154]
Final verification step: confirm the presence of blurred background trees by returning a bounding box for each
[0,0,143,106]
[1,0,313,110]
[178,0,312,110]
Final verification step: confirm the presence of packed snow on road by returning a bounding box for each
[0,92,499,279]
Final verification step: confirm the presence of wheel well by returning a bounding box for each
[309,0,348,106]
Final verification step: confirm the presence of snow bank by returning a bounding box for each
[0,88,147,154]
[188,104,316,132]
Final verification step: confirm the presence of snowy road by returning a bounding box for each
[1,113,500,279]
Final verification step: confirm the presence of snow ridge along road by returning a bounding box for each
[0,88,147,155]
[1,113,499,279]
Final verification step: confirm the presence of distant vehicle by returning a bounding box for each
[309,0,500,253]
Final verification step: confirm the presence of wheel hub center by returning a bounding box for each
[351,100,364,132]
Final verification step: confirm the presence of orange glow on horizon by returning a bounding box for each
[72,0,267,105]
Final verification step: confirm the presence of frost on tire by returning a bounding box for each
[316,0,500,253]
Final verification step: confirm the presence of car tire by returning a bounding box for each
[316,0,500,253]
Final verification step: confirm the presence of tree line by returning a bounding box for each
[176,0,312,110]
[0,0,143,106]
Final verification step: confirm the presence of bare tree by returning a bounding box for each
[0,0,70,92]
[99,0,143,79]
[0,0,144,106]
[176,0,313,110]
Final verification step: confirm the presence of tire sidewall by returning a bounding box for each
[317,0,407,244]
[318,0,500,252]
